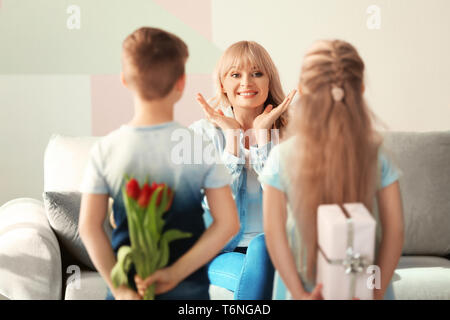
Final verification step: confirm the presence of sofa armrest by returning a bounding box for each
[0,198,62,299]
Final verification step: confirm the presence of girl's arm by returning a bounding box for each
[79,193,140,299]
[375,181,404,300]
[135,185,240,296]
[263,185,322,299]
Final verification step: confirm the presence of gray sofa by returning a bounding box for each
[0,131,449,300]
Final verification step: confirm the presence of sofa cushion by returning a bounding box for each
[43,191,113,271]
[392,256,450,300]
[209,285,233,300]
[0,198,62,299]
[382,131,450,256]
[64,270,234,300]
[65,270,108,300]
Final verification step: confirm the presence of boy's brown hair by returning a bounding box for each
[122,27,189,100]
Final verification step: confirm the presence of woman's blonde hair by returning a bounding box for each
[212,41,288,131]
[288,40,382,283]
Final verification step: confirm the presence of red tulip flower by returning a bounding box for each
[165,188,174,211]
[149,182,165,206]
[137,183,152,208]
[113,175,190,300]
[156,183,166,206]
[126,178,140,200]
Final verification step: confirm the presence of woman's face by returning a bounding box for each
[221,64,270,109]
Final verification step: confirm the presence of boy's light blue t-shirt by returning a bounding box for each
[80,121,231,284]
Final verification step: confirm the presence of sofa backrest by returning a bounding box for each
[44,134,100,192]
[44,132,450,257]
[43,135,110,271]
[382,131,450,257]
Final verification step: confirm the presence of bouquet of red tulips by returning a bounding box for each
[111,176,192,300]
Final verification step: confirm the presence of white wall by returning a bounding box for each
[212,0,450,132]
[0,75,91,205]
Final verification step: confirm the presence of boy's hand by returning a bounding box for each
[134,267,180,297]
[112,285,141,300]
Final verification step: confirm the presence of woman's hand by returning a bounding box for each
[112,284,141,300]
[253,90,297,131]
[196,93,241,131]
[134,267,180,298]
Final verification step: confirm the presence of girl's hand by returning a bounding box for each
[294,283,324,300]
[112,284,141,300]
[293,284,359,300]
[134,267,180,297]
[253,90,297,131]
[373,289,384,300]
[196,93,241,131]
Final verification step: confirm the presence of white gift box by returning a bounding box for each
[316,203,376,300]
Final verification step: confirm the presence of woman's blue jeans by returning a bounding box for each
[207,233,275,300]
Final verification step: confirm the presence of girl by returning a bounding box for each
[190,41,296,299]
[259,40,404,300]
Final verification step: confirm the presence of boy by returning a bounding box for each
[79,27,239,300]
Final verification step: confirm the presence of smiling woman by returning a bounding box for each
[210,41,291,135]
[223,66,269,113]
[190,41,296,300]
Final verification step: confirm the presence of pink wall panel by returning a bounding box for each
[91,73,214,136]
[174,73,214,128]
[153,0,212,41]
[91,75,134,136]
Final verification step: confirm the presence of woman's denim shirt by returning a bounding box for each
[189,106,274,252]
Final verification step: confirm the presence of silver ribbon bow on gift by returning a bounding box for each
[319,216,371,299]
